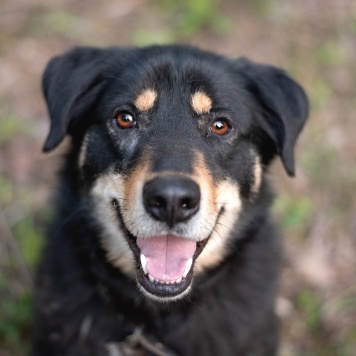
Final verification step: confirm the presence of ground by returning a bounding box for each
[0,0,356,355]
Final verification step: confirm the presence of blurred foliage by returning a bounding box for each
[297,290,323,333]
[274,196,313,234]
[0,189,45,269]
[0,114,24,144]
[310,76,333,109]
[39,10,76,35]
[0,178,13,206]
[1,0,356,355]
[291,289,356,355]
[0,175,45,355]
[301,140,337,186]
[133,29,175,46]
[13,216,44,268]
[0,283,31,356]
[161,0,231,37]
[346,15,356,33]
[28,9,85,42]
[240,0,274,15]
[314,41,347,67]
[134,0,231,45]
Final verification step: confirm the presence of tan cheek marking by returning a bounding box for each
[191,91,212,115]
[190,151,231,273]
[196,179,242,273]
[192,151,217,218]
[121,155,151,214]
[192,152,242,273]
[252,156,262,194]
[91,173,136,277]
[135,89,157,111]
[91,151,152,276]
[119,152,154,238]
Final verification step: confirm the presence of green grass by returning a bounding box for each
[0,114,24,144]
[30,10,77,37]
[12,215,45,268]
[134,0,231,46]
[133,29,175,47]
[0,178,13,206]
[274,195,313,234]
[0,175,46,355]
[297,290,323,333]
[0,286,32,355]
[314,41,347,67]
[169,0,231,37]
[289,287,356,356]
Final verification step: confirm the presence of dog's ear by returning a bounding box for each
[42,46,123,152]
[236,58,309,176]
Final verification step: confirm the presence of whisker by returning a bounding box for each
[219,213,235,226]
[214,222,231,230]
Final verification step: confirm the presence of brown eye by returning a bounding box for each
[210,119,230,135]
[116,112,135,129]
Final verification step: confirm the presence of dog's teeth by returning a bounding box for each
[147,274,184,285]
[140,254,148,275]
[183,258,193,278]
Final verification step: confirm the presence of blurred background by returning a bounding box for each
[0,0,355,355]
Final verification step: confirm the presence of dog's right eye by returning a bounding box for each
[210,119,231,136]
[116,112,136,129]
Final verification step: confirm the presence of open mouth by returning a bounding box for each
[136,235,209,300]
[113,199,210,301]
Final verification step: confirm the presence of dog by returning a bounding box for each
[33,45,308,356]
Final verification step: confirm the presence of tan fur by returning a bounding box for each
[195,178,242,273]
[188,151,243,273]
[191,91,212,114]
[120,158,154,238]
[91,153,153,277]
[134,89,157,111]
[91,173,136,277]
[252,156,262,193]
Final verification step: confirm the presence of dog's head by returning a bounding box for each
[42,45,308,302]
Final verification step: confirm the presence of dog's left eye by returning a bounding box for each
[210,119,231,136]
[116,112,136,129]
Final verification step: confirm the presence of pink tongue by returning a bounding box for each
[137,236,196,281]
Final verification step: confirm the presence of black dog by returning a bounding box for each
[33,45,308,356]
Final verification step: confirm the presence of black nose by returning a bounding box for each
[143,176,201,228]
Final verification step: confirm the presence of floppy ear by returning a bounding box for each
[237,58,309,176]
[42,46,123,152]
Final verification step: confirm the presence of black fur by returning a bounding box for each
[33,45,308,355]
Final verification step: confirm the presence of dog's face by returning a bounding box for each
[42,45,308,302]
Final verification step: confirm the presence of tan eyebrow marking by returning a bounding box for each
[135,89,157,111]
[191,91,212,115]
